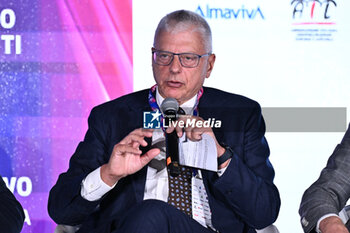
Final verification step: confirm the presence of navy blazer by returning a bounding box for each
[0,176,25,233]
[48,87,280,233]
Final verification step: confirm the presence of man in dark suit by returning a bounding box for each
[299,124,350,233]
[48,10,280,233]
[0,176,25,233]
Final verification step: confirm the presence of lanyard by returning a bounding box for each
[148,84,204,128]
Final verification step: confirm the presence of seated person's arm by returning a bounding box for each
[0,176,25,233]
[299,126,350,233]
[208,103,280,229]
[48,107,159,225]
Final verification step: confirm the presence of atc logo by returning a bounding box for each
[291,0,337,21]
[290,0,337,41]
[143,110,162,129]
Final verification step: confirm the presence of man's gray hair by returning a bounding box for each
[154,10,213,53]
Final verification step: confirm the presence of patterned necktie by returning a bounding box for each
[148,85,203,217]
[168,166,192,217]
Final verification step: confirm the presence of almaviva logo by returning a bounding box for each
[196,4,265,20]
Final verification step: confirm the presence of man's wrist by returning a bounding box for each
[218,146,233,169]
[100,164,122,187]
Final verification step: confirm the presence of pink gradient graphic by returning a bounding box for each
[0,1,133,232]
[56,0,133,106]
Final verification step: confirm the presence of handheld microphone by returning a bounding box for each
[160,98,181,177]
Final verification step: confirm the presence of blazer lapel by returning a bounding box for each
[127,90,153,202]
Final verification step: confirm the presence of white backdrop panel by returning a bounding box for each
[133,1,350,232]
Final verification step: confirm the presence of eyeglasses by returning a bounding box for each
[152,49,211,68]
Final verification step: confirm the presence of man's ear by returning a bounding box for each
[206,54,216,78]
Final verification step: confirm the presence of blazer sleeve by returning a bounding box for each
[48,107,110,225]
[0,176,25,233]
[299,127,350,233]
[211,102,280,229]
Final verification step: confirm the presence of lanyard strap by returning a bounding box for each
[148,84,203,119]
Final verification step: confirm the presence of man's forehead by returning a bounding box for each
[154,31,206,53]
[155,26,206,45]
[160,23,203,36]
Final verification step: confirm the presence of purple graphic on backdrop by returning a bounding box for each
[0,0,133,232]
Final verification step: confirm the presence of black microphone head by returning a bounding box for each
[160,98,179,114]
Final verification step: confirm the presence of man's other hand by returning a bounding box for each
[101,128,160,186]
[165,115,228,168]
[319,216,349,233]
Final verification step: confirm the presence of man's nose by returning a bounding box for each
[169,55,182,73]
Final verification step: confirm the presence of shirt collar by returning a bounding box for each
[156,87,197,115]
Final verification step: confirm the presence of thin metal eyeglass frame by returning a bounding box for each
[152,49,211,68]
